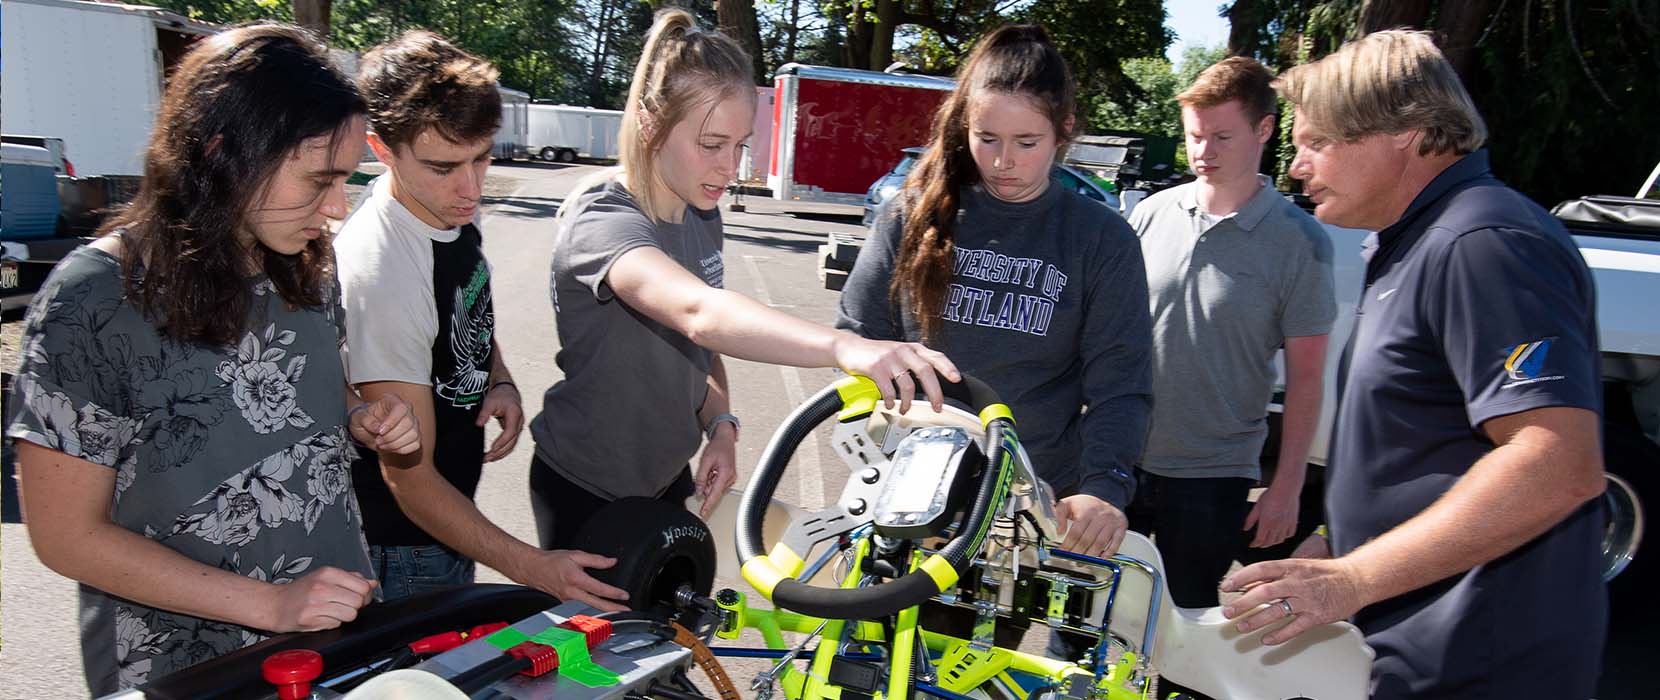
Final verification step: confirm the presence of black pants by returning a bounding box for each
[1125,472,1254,609]
[528,454,696,551]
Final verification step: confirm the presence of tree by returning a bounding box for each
[1093,44,1228,170]
[293,0,332,38]
[1226,0,1660,206]
[717,0,768,82]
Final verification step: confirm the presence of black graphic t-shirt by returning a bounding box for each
[350,224,494,546]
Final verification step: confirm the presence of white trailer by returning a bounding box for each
[494,87,531,161]
[527,104,623,162]
[1,0,218,178]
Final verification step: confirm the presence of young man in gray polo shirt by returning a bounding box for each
[1129,57,1335,611]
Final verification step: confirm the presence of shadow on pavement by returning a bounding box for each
[722,223,822,255]
[482,195,566,221]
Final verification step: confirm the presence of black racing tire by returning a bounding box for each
[572,497,716,612]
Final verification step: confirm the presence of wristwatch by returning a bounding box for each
[704,412,740,441]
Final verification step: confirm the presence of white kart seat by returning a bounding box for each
[1100,532,1375,700]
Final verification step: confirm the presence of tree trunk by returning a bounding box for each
[1358,0,1431,34]
[589,0,616,107]
[784,0,800,64]
[716,0,766,83]
[1225,0,1262,57]
[868,0,900,70]
[293,0,332,41]
[843,1,873,69]
[1433,0,1496,86]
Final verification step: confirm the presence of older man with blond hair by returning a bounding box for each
[1221,31,1606,698]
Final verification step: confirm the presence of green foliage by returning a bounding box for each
[148,0,292,24]
[1092,44,1227,171]
[1234,0,1660,204]
[1474,0,1660,205]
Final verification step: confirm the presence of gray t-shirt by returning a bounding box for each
[836,182,1151,508]
[4,246,373,694]
[1131,177,1336,479]
[529,178,724,500]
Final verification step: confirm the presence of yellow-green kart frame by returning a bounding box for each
[727,375,1153,700]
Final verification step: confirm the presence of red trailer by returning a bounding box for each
[767,64,954,205]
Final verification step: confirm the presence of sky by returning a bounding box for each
[1165,0,1230,63]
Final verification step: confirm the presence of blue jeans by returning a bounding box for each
[368,544,475,602]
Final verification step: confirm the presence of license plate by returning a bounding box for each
[0,260,18,290]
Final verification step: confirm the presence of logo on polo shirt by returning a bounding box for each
[1502,339,1565,387]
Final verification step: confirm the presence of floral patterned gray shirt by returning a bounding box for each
[4,247,374,694]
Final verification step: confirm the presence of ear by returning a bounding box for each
[1390,129,1421,152]
[1061,114,1077,142]
[366,132,395,165]
[1255,113,1276,145]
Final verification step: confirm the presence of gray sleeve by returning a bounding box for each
[1075,216,1153,509]
[834,200,907,341]
[1279,217,1338,337]
[4,255,141,469]
[563,191,664,303]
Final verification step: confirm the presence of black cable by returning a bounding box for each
[452,654,531,697]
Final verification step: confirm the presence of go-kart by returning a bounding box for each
[101,375,1376,700]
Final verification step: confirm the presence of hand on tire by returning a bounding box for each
[535,549,630,612]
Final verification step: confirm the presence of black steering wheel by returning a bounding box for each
[734,373,1015,619]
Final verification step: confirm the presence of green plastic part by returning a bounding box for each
[485,627,531,650]
[531,626,621,687]
[481,624,621,687]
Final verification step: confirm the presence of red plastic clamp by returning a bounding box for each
[507,641,560,677]
[559,615,614,648]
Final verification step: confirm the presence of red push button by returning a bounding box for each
[262,649,323,700]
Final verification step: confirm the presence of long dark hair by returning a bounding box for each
[102,23,365,346]
[891,25,1076,343]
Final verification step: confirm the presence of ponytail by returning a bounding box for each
[612,8,754,222]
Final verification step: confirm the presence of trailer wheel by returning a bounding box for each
[557,148,577,163]
[539,147,557,162]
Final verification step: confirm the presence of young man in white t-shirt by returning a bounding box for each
[335,30,629,610]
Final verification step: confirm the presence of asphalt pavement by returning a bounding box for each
[0,160,877,698]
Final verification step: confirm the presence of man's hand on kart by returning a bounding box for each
[831,334,961,414]
[694,423,738,519]
[263,566,378,633]
[530,550,631,612]
[1054,494,1129,558]
[1220,556,1366,645]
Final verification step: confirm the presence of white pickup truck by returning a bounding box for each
[1267,188,1660,699]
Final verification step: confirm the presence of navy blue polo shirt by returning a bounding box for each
[1327,150,1606,699]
